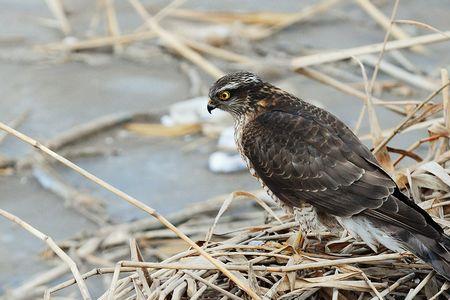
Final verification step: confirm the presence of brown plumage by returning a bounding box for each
[207,71,450,280]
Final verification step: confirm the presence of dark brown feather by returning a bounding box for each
[240,97,450,279]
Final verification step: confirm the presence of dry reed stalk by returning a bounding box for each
[129,239,153,296]
[438,69,450,155]
[295,67,406,115]
[46,267,137,297]
[37,31,156,52]
[44,0,71,35]
[11,264,69,299]
[429,282,450,300]
[373,82,450,154]
[360,55,439,91]
[363,0,400,172]
[154,0,187,22]
[354,0,426,53]
[46,111,160,151]
[118,252,403,272]
[0,122,260,300]
[368,273,415,300]
[404,271,435,300]
[394,20,450,39]
[183,270,243,300]
[168,9,287,25]
[255,0,343,40]
[0,209,91,300]
[177,35,253,64]
[291,30,450,69]
[129,0,224,79]
[102,0,123,53]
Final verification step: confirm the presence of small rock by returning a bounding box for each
[208,151,246,173]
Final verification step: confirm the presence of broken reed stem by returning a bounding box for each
[183,270,243,300]
[129,0,224,79]
[373,82,450,154]
[0,122,260,300]
[0,209,91,300]
[354,0,426,53]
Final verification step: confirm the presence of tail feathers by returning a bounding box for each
[399,231,450,281]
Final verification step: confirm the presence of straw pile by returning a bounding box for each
[1,0,450,299]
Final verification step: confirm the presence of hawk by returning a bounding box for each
[207,71,450,280]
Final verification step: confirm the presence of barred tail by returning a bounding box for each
[398,230,450,281]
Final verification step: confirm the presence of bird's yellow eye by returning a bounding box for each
[218,91,231,101]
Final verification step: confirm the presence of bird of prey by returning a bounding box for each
[207,71,450,280]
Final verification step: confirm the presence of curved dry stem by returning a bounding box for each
[0,209,91,300]
[0,122,261,300]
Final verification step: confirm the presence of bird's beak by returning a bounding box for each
[207,99,216,114]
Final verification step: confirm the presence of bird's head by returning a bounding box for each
[207,71,265,118]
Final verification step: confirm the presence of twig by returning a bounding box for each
[369,273,415,300]
[0,122,260,300]
[0,209,91,300]
[404,271,435,300]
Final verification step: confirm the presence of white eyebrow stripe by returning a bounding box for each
[218,82,240,91]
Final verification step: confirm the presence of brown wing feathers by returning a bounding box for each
[208,72,450,280]
[241,103,450,279]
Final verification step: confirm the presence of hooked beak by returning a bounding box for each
[207,99,216,114]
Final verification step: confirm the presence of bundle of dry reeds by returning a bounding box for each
[1,0,450,299]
